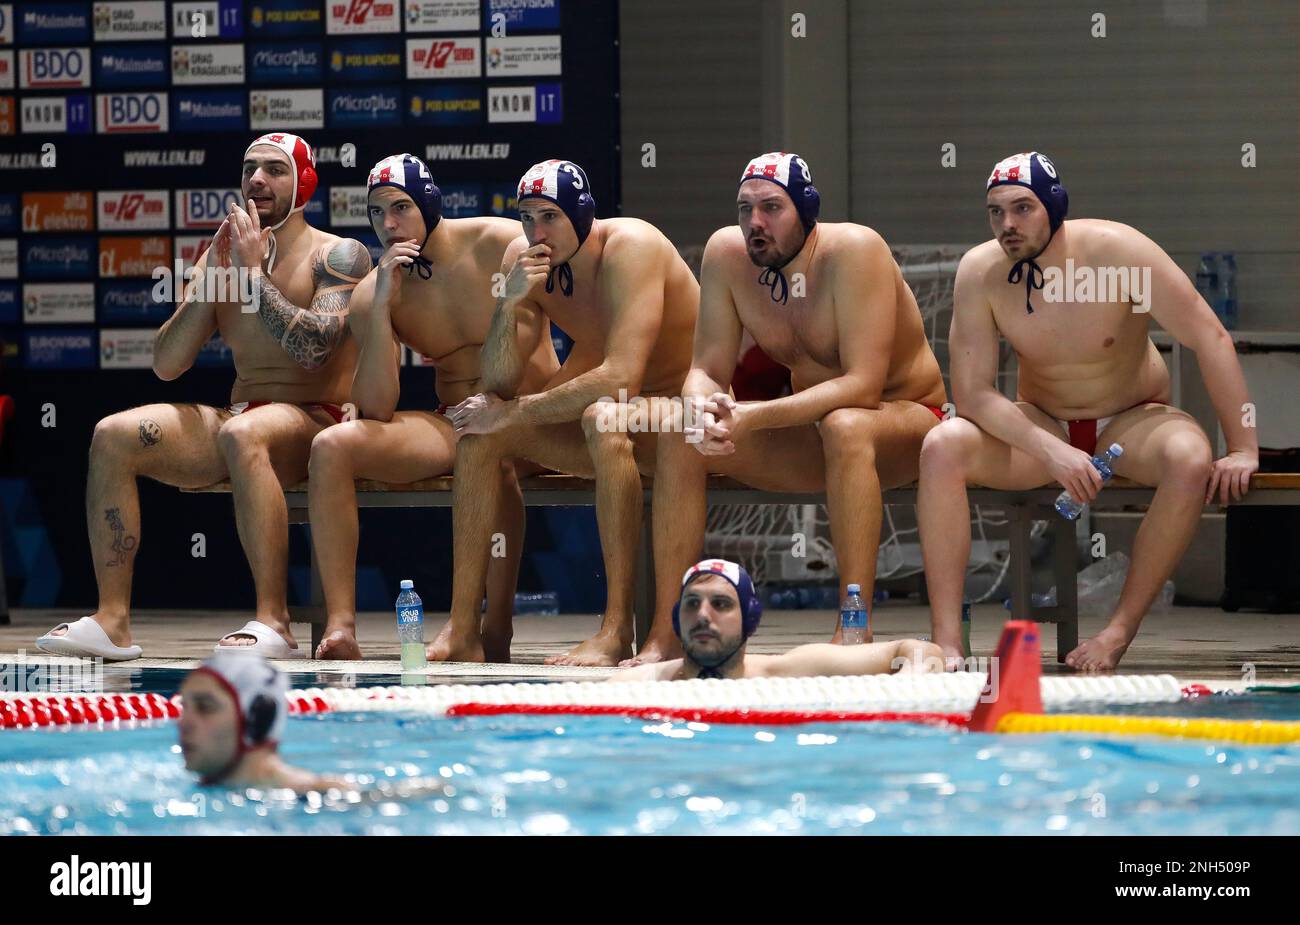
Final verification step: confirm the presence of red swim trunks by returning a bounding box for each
[1056,401,1170,456]
[926,405,946,422]
[226,400,348,424]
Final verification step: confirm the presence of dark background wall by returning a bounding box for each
[0,0,619,612]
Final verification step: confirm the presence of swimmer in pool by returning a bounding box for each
[178,652,348,792]
[610,559,943,681]
[180,653,455,805]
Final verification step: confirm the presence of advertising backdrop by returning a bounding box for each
[0,0,619,610]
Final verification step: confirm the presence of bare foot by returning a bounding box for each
[545,628,633,667]
[481,625,512,664]
[315,629,362,660]
[617,628,682,668]
[424,620,485,663]
[1064,624,1136,672]
[932,631,967,671]
[828,626,874,645]
[48,613,133,648]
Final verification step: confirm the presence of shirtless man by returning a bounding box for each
[625,152,947,667]
[612,558,942,681]
[36,133,370,661]
[306,153,557,661]
[918,151,1259,671]
[440,159,699,665]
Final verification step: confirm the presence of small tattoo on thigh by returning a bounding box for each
[105,507,137,567]
[138,419,162,447]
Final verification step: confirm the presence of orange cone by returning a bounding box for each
[968,620,1043,732]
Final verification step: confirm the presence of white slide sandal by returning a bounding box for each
[35,617,143,662]
[214,620,306,659]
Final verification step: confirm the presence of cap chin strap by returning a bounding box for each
[409,256,434,280]
[686,628,748,680]
[545,263,574,297]
[688,637,748,679]
[199,741,250,787]
[407,225,434,280]
[543,241,580,297]
[1006,227,1058,314]
[262,206,301,273]
[757,266,789,305]
[756,226,813,305]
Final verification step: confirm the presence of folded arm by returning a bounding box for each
[512,238,664,426]
[742,228,897,430]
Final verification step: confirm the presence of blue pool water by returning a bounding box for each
[3,696,1299,835]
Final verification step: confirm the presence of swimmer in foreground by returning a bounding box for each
[179,652,347,792]
[610,559,942,681]
[180,653,454,804]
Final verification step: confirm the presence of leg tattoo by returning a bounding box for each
[105,507,138,566]
[138,419,162,447]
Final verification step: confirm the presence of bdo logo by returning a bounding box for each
[21,49,91,89]
[98,93,167,132]
[177,189,241,229]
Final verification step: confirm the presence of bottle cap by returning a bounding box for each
[1107,443,1123,457]
[847,583,861,595]
[400,579,413,590]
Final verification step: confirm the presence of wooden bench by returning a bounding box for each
[185,472,1300,661]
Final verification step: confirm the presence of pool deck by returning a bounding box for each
[1,602,1295,684]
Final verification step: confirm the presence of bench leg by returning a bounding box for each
[1007,504,1033,621]
[286,511,327,657]
[633,498,654,651]
[308,532,326,654]
[1051,511,1079,662]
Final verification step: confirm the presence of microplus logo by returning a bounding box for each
[49,856,152,905]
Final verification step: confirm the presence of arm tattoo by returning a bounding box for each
[254,239,371,370]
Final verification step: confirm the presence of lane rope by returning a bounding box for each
[4,677,1291,744]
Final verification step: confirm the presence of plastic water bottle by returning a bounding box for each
[1217,252,1237,330]
[514,591,560,616]
[1054,443,1124,521]
[1194,252,1218,308]
[839,583,868,645]
[395,579,425,670]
